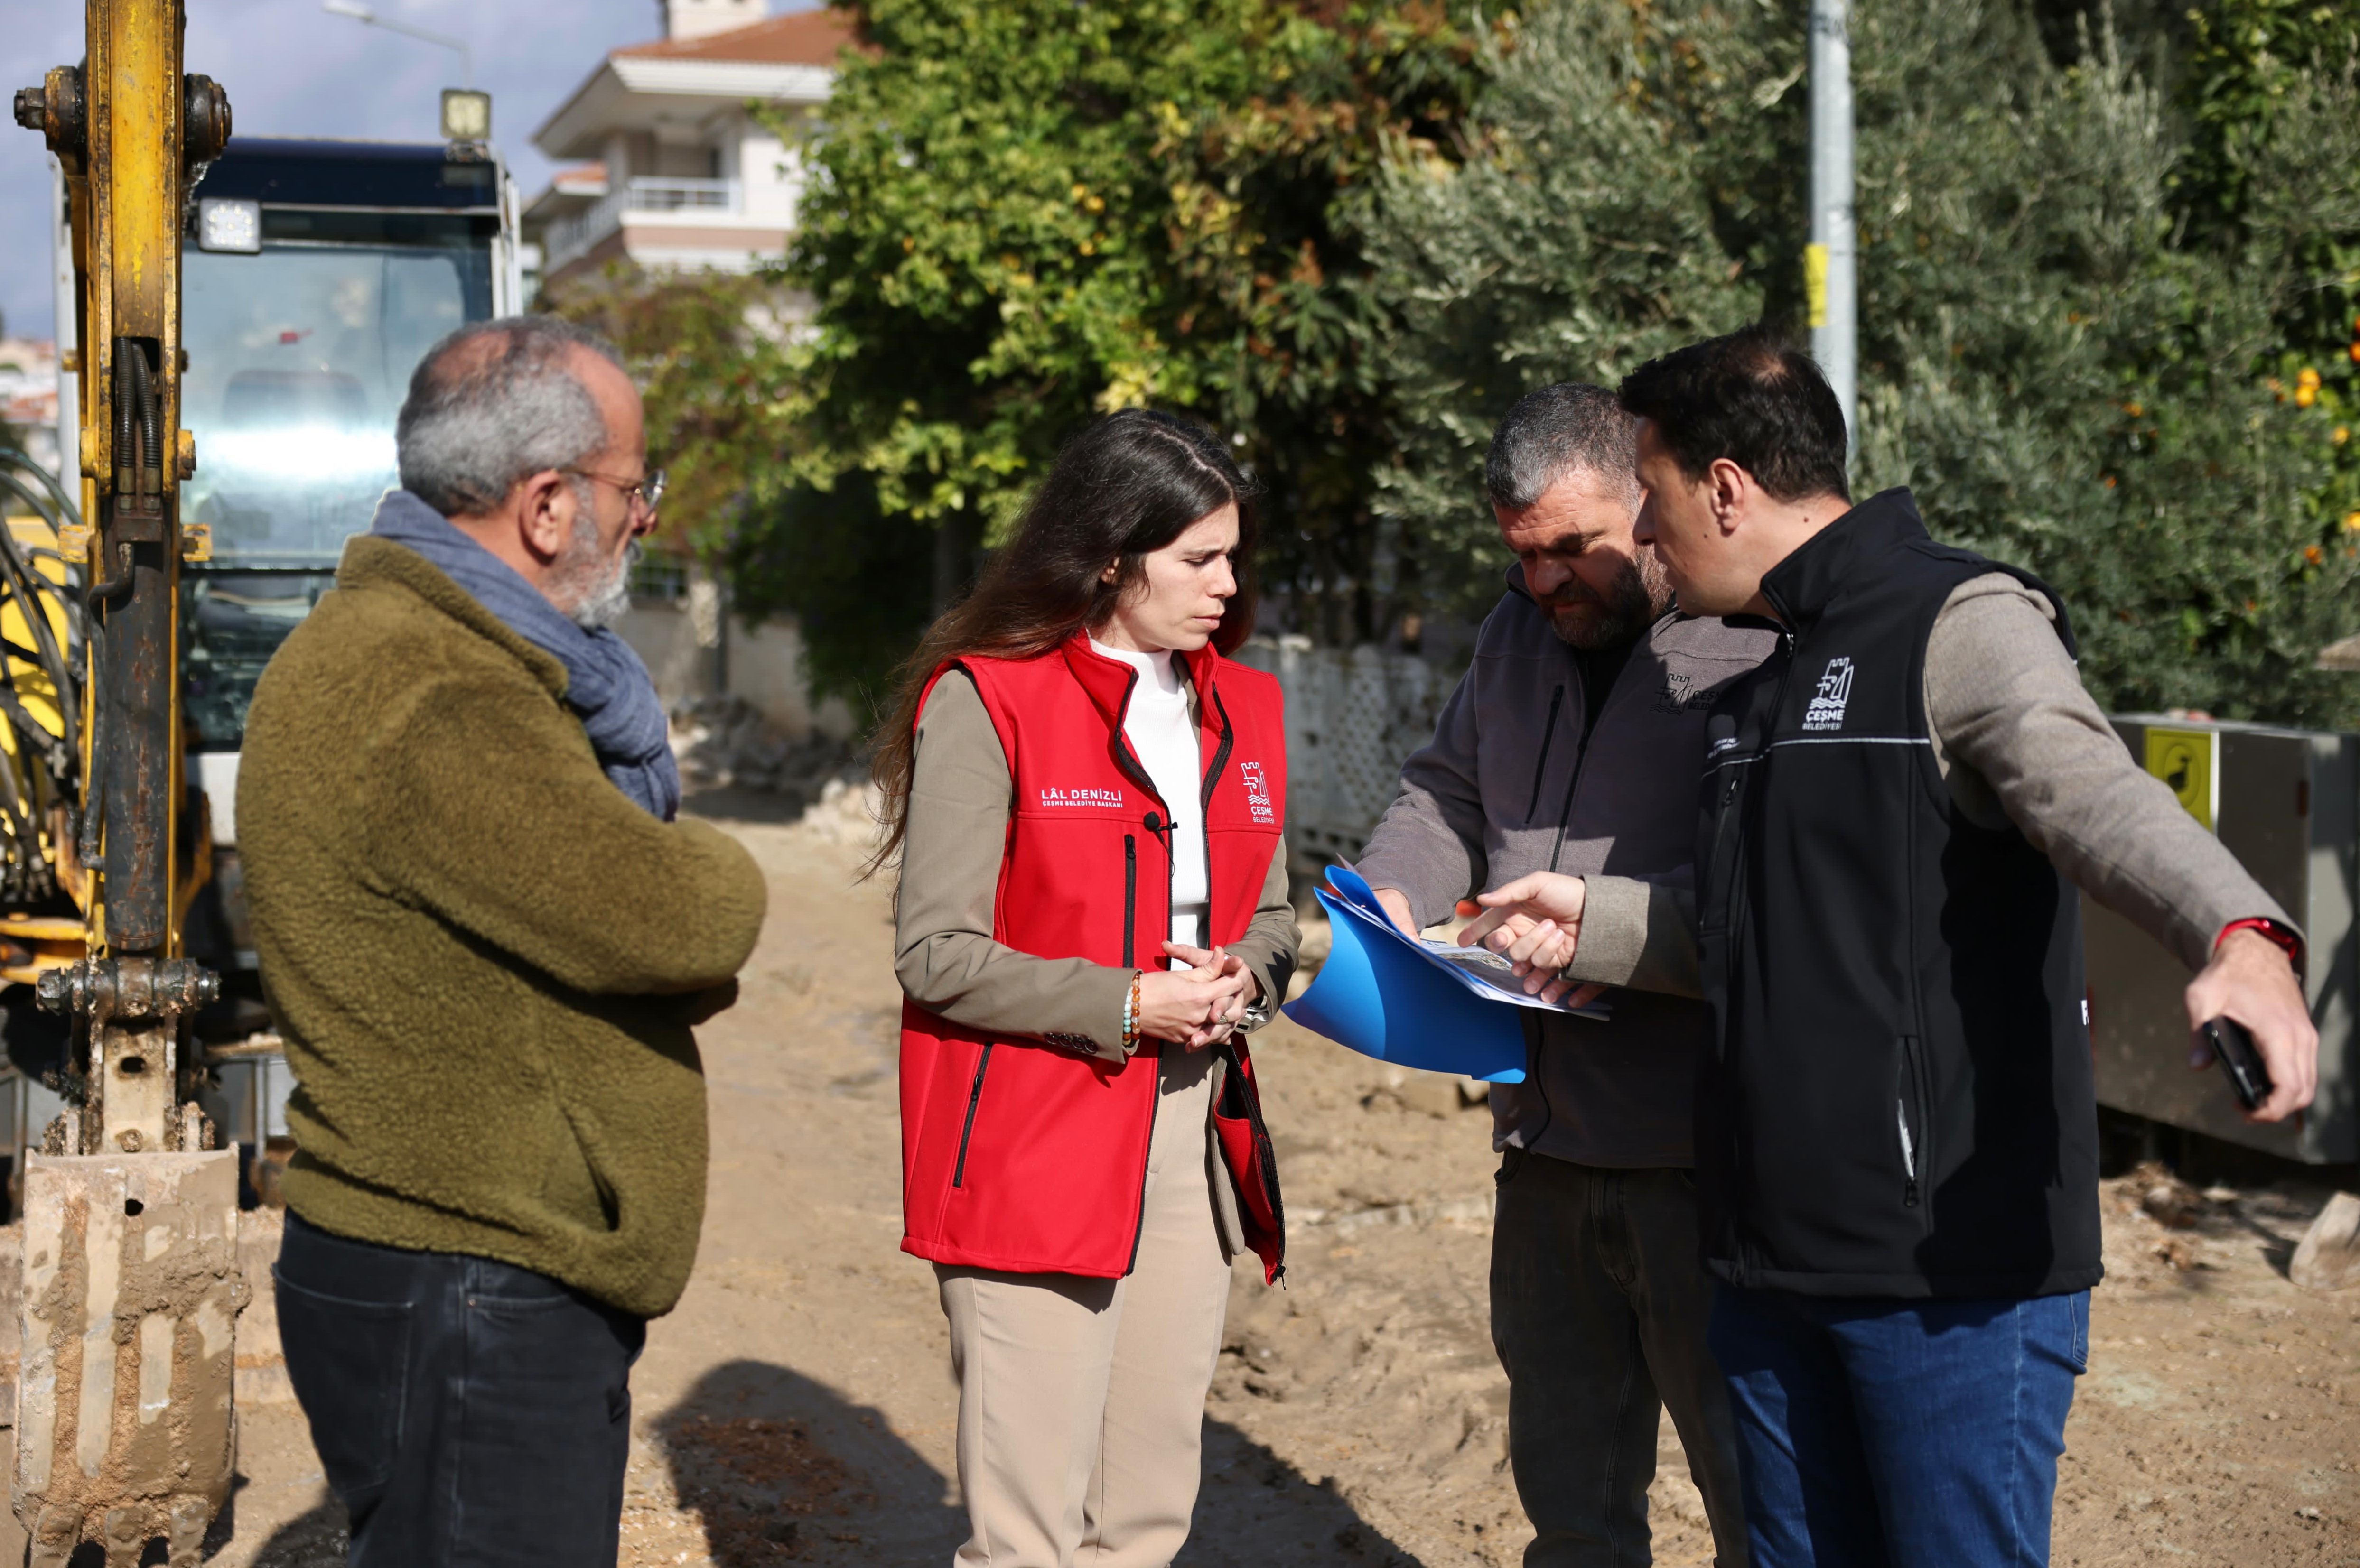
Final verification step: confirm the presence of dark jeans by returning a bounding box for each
[1707,1284,2089,1568]
[1491,1151,1749,1568]
[274,1212,647,1567]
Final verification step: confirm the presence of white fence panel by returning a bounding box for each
[1232,636,1455,862]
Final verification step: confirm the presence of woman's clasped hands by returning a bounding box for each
[1136,944,1259,1049]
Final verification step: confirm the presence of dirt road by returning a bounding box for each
[7,804,2354,1566]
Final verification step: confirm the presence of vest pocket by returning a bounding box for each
[952,1042,994,1189]
[1897,1035,1930,1209]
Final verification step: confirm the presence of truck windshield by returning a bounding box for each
[181,232,494,749]
[182,241,489,564]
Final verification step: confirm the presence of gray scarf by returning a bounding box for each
[367,489,681,821]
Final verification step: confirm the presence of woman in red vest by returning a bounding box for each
[875,409,1297,1568]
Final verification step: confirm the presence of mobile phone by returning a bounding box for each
[2201,1017,2272,1112]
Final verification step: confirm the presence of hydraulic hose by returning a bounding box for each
[139,357,160,478]
[0,472,86,762]
[0,450,91,647]
[112,351,136,494]
[0,447,87,535]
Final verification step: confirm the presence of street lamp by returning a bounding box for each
[320,0,474,90]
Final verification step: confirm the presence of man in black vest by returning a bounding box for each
[1458,329,2316,1567]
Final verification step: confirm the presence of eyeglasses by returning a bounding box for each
[568,466,666,517]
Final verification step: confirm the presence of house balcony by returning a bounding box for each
[544,176,752,275]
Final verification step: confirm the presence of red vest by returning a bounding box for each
[899,634,1287,1281]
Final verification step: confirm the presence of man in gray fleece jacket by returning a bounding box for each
[1357,385,1769,1568]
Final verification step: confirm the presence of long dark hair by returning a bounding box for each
[869,408,1260,872]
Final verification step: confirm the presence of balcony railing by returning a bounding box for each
[545,176,742,271]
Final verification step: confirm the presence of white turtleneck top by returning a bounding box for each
[1089,637,1208,967]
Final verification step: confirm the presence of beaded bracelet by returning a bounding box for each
[1122,972,1142,1054]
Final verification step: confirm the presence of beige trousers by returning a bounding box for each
[935,1047,1233,1568]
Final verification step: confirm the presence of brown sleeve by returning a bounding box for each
[892,671,1137,1059]
[1562,874,1700,997]
[1225,837,1300,1027]
[375,675,766,996]
[1925,575,2299,973]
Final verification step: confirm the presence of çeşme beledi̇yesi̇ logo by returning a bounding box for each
[1239,760,1277,823]
[1801,656,1854,732]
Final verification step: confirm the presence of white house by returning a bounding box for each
[0,338,60,476]
[524,0,851,294]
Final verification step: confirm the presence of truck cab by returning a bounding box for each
[16,135,522,1193]
[177,137,522,797]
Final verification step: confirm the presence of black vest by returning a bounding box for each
[1695,489,2101,1299]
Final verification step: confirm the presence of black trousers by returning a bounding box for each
[1491,1151,1749,1568]
[274,1212,647,1567]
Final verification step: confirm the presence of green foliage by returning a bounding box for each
[1369,0,2360,726]
[547,267,811,560]
[1364,0,1802,622]
[761,0,1495,694]
[720,473,940,704]
[561,0,2360,726]
[1847,4,2360,724]
[548,266,939,705]
[2179,0,2356,239]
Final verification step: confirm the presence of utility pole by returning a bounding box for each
[1808,0,1856,456]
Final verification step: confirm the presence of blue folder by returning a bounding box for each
[1282,866,1611,1083]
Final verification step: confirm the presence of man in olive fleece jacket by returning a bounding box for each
[240,316,766,1567]
[243,536,764,1310]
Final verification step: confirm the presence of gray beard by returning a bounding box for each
[555,520,637,630]
[1543,550,1672,650]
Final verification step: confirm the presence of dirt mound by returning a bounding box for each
[33,818,2351,1568]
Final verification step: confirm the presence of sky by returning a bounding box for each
[0,0,819,343]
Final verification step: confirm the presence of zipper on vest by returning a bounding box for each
[951,1042,994,1189]
[1108,665,1165,806]
[1896,1102,1918,1206]
[1123,835,1138,968]
[1524,685,1565,824]
[1122,819,1162,1279]
[1198,688,1236,942]
[1711,631,1800,914]
[1201,687,1237,810]
[1897,1035,1929,1208]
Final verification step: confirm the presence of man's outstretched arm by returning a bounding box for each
[1927,576,2314,1123]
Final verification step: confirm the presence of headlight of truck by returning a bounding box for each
[196,198,261,254]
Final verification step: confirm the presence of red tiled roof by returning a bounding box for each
[612,8,856,66]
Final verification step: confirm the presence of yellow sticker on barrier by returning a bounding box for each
[1805,244,1830,330]
[2144,726,2216,832]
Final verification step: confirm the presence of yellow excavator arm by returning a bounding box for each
[12,5,247,1564]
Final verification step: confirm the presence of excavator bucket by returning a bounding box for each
[15,1151,245,1568]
